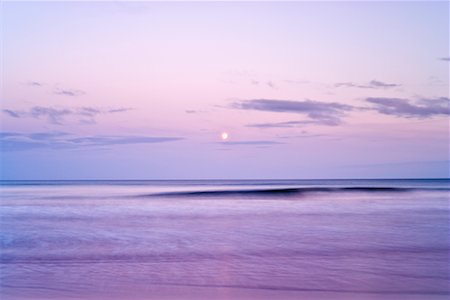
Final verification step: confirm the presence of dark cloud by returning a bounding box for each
[68,136,181,146]
[232,97,448,130]
[232,99,353,114]
[232,99,353,125]
[54,89,86,97]
[366,97,450,118]
[438,57,450,61]
[2,109,21,118]
[31,107,73,124]
[335,80,400,89]
[2,106,132,124]
[0,132,183,152]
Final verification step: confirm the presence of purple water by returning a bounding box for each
[1,180,449,300]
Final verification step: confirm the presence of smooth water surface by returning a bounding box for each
[1,179,449,299]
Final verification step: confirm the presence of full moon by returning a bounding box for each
[221,132,229,140]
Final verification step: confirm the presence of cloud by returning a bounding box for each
[28,131,69,140]
[185,109,207,114]
[68,136,181,146]
[2,109,21,118]
[232,99,353,114]
[266,81,276,89]
[23,81,86,95]
[366,97,450,118]
[220,140,283,145]
[335,80,401,89]
[32,107,73,124]
[231,97,449,130]
[438,57,450,61]
[104,108,130,113]
[2,106,132,124]
[0,131,183,152]
[54,89,86,97]
[232,99,353,125]
[248,79,276,88]
[276,133,327,139]
[247,118,341,128]
[368,80,400,88]
[27,81,43,87]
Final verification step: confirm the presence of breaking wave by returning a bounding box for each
[140,186,419,198]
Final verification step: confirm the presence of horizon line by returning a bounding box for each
[1,178,449,181]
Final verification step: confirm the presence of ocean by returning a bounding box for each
[0,179,449,300]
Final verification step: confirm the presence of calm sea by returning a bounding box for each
[0,179,449,300]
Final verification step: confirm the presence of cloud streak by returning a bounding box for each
[233,97,449,129]
[27,81,44,87]
[366,97,450,118]
[232,99,353,126]
[220,140,283,146]
[0,132,183,152]
[335,80,401,89]
[54,89,86,97]
[249,80,277,89]
[247,119,340,128]
[185,109,207,114]
[2,106,132,124]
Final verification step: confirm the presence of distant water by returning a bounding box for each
[1,179,449,300]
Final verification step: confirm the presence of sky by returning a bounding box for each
[0,1,449,180]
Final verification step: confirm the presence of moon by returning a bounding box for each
[221,132,229,140]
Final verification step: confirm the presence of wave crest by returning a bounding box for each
[139,187,413,198]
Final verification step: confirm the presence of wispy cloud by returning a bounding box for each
[233,96,449,129]
[185,109,207,114]
[23,81,87,95]
[67,136,181,146]
[107,108,131,113]
[266,81,276,89]
[249,79,277,89]
[3,109,21,118]
[26,81,44,87]
[220,140,283,146]
[366,97,450,118]
[54,89,86,97]
[438,57,450,61]
[247,119,340,128]
[2,106,132,124]
[0,131,183,152]
[276,133,328,139]
[335,80,401,89]
[232,99,353,126]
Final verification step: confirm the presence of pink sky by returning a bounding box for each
[1,1,449,179]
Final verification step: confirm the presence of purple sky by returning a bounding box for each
[1,1,449,179]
